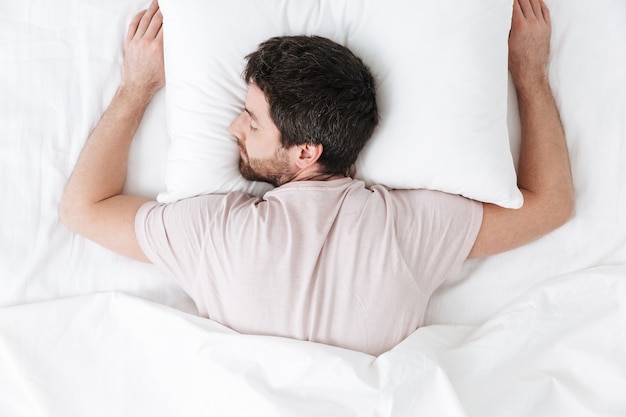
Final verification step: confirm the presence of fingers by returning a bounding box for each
[156,24,164,43]
[529,0,543,20]
[126,10,146,44]
[516,0,549,22]
[144,9,163,39]
[540,0,551,26]
[517,0,532,19]
[128,0,162,42]
[135,0,159,38]
[512,0,521,16]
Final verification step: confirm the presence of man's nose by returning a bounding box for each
[228,112,244,140]
[227,119,237,138]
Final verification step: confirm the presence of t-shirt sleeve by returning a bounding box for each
[391,189,483,294]
[135,194,243,300]
[135,199,204,286]
[135,192,260,316]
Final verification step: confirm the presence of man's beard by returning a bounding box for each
[238,146,293,187]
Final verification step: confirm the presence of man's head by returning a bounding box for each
[229,35,378,186]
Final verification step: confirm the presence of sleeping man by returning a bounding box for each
[60,0,574,355]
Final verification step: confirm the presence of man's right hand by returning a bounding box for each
[121,0,165,100]
[59,1,166,263]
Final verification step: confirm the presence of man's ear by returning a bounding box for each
[293,143,323,169]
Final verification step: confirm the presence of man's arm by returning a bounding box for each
[59,1,164,262]
[468,0,574,258]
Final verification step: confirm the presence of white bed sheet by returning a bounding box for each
[1,0,626,415]
[0,0,194,314]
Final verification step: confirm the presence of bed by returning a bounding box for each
[1,0,625,415]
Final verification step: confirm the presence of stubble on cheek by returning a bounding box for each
[237,148,292,187]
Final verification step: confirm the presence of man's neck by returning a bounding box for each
[292,173,346,183]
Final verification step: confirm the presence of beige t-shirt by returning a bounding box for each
[135,178,482,355]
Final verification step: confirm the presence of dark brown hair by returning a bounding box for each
[243,35,379,175]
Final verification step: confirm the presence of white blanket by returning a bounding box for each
[1,0,626,415]
[1,267,624,416]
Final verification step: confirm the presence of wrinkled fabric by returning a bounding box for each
[136,178,482,355]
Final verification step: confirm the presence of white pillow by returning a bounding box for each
[157,0,522,208]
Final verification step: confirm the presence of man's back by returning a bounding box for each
[135,178,482,355]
